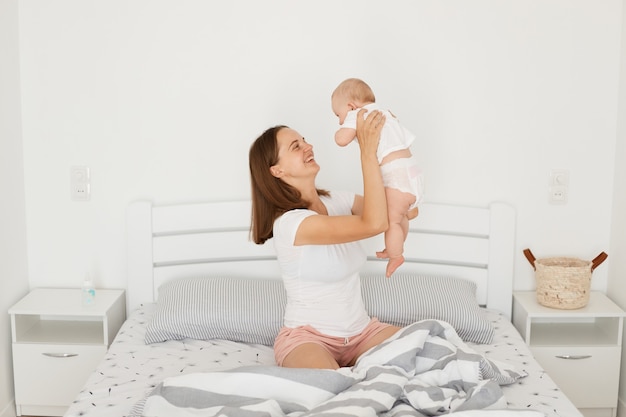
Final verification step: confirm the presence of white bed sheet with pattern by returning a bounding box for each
[64,304,582,417]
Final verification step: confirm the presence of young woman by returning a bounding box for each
[249,110,411,369]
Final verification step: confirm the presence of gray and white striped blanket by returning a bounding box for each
[134,320,540,417]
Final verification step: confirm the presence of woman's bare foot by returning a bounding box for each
[386,255,404,278]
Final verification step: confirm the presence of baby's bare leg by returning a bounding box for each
[381,187,416,277]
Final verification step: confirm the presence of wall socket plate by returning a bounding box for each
[549,185,568,204]
[71,166,90,201]
[548,169,569,204]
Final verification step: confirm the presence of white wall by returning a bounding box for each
[18,0,622,294]
[8,0,626,413]
[0,0,29,415]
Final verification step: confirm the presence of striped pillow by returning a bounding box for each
[145,274,493,345]
[144,276,286,345]
[361,274,494,344]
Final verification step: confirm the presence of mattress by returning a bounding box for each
[64,305,582,417]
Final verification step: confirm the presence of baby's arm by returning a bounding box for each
[335,127,357,147]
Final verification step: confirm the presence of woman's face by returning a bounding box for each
[270,128,318,183]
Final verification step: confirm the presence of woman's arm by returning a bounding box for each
[295,110,388,245]
[354,199,418,220]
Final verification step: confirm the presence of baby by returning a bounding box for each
[331,78,424,277]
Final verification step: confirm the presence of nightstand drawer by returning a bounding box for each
[9,288,125,416]
[13,343,105,406]
[531,346,620,408]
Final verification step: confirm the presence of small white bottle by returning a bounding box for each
[82,274,96,306]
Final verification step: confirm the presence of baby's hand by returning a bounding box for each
[335,127,357,147]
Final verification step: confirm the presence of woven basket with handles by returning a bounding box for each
[523,248,607,309]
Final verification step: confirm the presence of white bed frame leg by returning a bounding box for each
[487,202,516,319]
[127,201,154,315]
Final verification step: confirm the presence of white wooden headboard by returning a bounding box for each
[127,200,516,318]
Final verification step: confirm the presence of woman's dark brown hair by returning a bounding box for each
[249,125,328,244]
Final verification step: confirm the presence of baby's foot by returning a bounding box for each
[386,255,405,278]
[376,249,389,259]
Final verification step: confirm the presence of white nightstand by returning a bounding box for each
[513,291,625,417]
[9,288,125,417]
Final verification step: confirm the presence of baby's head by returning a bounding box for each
[331,78,376,125]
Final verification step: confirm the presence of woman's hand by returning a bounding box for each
[355,108,385,160]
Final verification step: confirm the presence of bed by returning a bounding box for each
[63,199,584,417]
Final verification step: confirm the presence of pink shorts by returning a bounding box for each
[273,318,393,367]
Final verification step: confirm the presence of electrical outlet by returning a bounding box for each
[549,185,568,204]
[71,166,91,201]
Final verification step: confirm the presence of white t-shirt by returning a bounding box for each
[272,191,371,337]
[342,103,416,163]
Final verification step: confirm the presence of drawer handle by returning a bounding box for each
[42,352,78,358]
[555,355,592,360]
